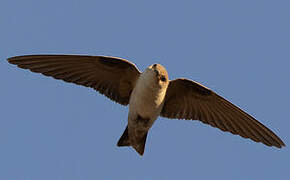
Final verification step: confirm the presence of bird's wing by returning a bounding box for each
[161,78,285,148]
[8,55,141,105]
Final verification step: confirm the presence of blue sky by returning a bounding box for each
[1,0,289,179]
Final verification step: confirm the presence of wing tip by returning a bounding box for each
[7,56,17,64]
[275,140,286,149]
[7,55,32,64]
[254,134,285,149]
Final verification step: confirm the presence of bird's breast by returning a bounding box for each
[129,73,167,118]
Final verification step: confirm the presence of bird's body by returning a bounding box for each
[129,66,167,121]
[7,55,285,155]
[120,64,169,154]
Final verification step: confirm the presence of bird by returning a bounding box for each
[7,55,285,155]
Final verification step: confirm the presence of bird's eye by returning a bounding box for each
[160,76,166,82]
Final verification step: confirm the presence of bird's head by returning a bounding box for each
[143,63,169,89]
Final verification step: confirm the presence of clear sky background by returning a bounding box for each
[1,0,289,179]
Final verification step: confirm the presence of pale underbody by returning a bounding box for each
[128,67,167,149]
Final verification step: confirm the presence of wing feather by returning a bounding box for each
[8,55,141,105]
[161,78,285,148]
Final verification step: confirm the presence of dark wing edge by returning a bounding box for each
[7,55,141,105]
[161,78,285,148]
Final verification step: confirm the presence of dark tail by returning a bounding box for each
[132,131,148,156]
[117,126,130,146]
[117,126,148,156]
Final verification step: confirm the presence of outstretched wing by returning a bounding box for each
[8,55,141,105]
[161,78,285,148]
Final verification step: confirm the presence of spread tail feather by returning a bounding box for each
[117,126,130,146]
[117,126,148,156]
[132,131,148,156]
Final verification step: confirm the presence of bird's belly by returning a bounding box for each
[129,85,165,120]
[129,90,163,119]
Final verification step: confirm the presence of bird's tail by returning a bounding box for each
[117,126,148,156]
[117,126,130,147]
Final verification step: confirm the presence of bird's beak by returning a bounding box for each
[153,69,159,76]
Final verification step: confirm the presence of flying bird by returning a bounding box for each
[8,55,285,155]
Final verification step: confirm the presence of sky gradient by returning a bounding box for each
[1,0,289,179]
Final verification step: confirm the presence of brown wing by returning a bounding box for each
[161,78,285,148]
[8,55,141,105]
